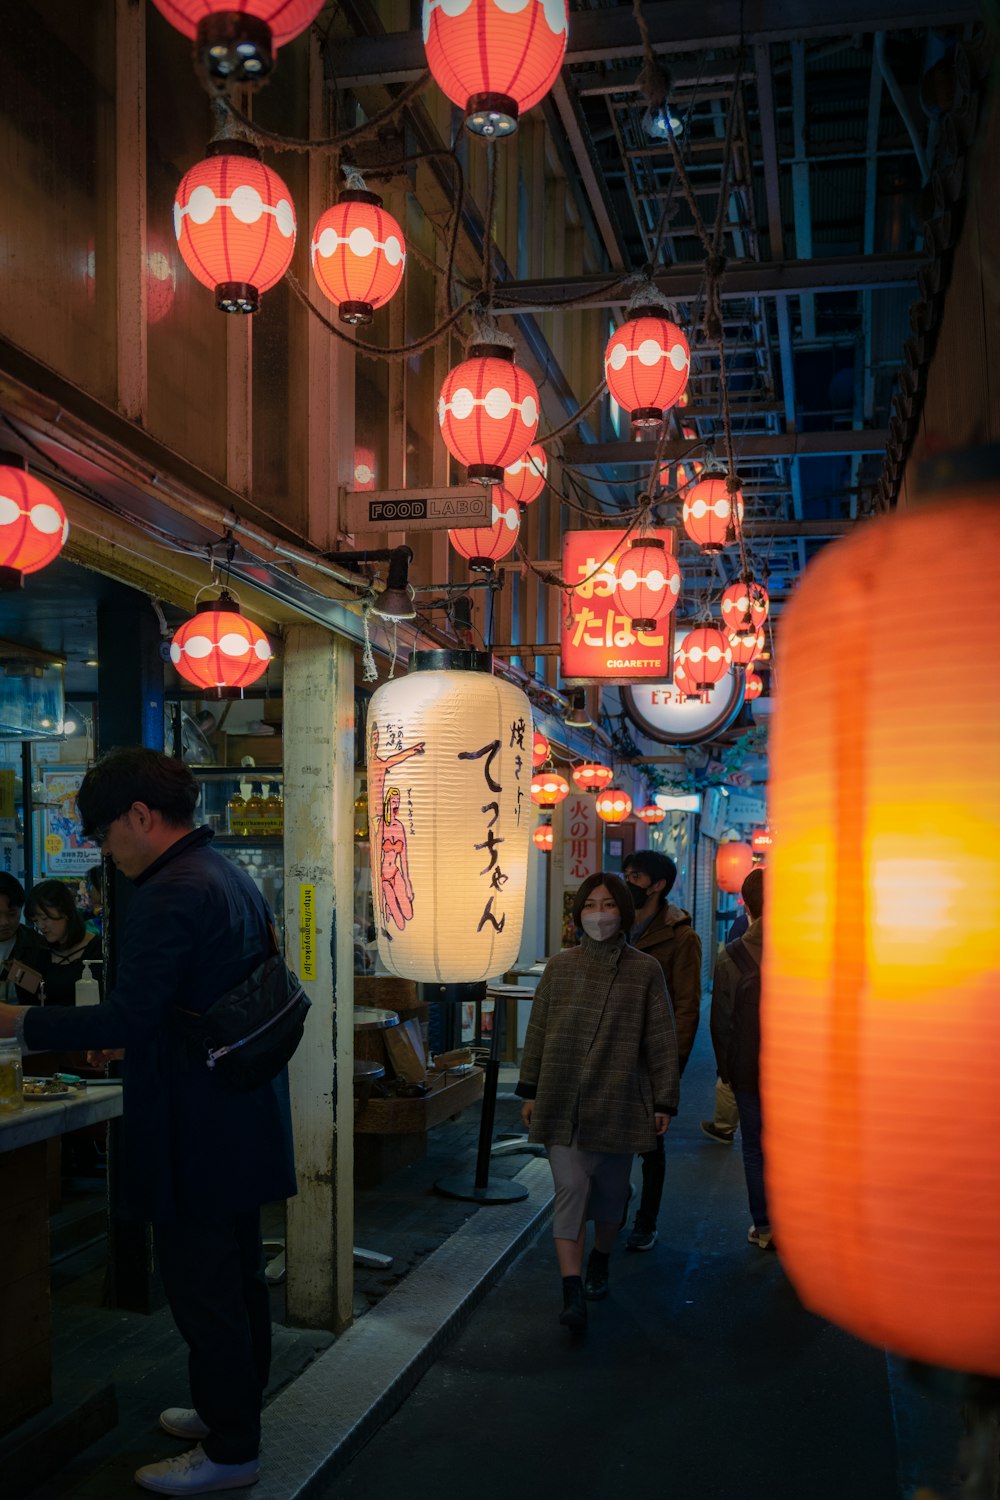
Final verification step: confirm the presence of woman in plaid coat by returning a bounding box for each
[516,872,679,1330]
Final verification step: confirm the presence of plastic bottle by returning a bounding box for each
[76,961,101,1007]
[264,784,283,837]
[226,789,247,835]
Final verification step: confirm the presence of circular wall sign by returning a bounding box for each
[622,667,745,746]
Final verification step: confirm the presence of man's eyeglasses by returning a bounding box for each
[88,823,112,847]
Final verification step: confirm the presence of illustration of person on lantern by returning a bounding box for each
[367,724,425,835]
[379,786,414,939]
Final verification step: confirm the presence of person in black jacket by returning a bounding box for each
[25,878,103,1006]
[0,749,296,1497]
[0,871,50,1001]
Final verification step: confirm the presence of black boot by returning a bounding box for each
[584,1249,610,1300]
[559,1275,587,1330]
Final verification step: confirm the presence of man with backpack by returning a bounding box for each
[709,866,772,1249]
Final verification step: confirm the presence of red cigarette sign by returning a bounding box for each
[560,527,676,683]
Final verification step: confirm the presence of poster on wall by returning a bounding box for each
[560,527,676,683]
[42,769,98,876]
[561,794,599,946]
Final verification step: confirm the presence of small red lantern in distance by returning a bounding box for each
[438,344,540,485]
[636,804,666,825]
[532,732,549,768]
[677,626,732,692]
[683,476,744,552]
[0,456,68,588]
[604,311,690,428]
[751,827,773,855]
[612,537,680,631]
[422,0,569,137]
[354,447,376,491]
[717,841,754,894]
[531,771,570,807]
[727,625,765,666]
[721,577,769,631]
[596,787,633,824]
[173,141,296,313]
[744,670,764,701]
[311,190,405,326]
[170,593,273,694]
[533,823,554,852]
[572,762,614,793]
[449,493,520,568]
[151,0,324,83]
[503,443,547,506]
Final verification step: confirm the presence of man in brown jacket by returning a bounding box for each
[622,850,703,1250]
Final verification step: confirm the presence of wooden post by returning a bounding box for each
[115,0,147,423]
[283,627,355,1333]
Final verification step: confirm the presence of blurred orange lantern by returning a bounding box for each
[611,537,680,631]
[0,456,69,588]
[531,770,569,807]
[764,468,1000,1376]
[596,787,632,823]
[423,0,569,137]
[572,761,613,793]
[311,190,405,325]
[170,592,273,694]
[751,827,772,854]
[533,823,554,852]
[173,142,296,313]
[532,732,549,767]
[727,624,765,666]
[636,804,666,825]
[720,577,769,630]
[151,0,323,82]
[449,493,520,567]
[438,344,539,485]
[716,841,753,894]
[503,443,548,506]
[676,458,704,488]
[677,626,732,692]
[682,476,744,552]
[744,670,763,701]
[604,313,690,427]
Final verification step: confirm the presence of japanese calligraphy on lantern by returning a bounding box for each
[562,795,599,887]
[560,527,676,683]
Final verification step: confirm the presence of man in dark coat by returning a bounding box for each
[0,749,296,1496]
[622,850,703,1251]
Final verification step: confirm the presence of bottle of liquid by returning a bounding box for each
[245,784,266,837]
[75,961,101,1007]
[264,784,283,837]
[0,1036,23,1113]
[226,789,246,836]
[354,791,369,842]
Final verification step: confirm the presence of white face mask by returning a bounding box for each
[580,910,621,942]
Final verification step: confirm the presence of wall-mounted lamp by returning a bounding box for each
[327,545,416,621]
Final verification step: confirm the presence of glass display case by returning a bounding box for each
[193,768,285,945]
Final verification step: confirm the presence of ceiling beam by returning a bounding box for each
[334,0,978,86]
[562,431,888,464]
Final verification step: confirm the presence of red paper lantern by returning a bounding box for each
[354,447,376,490]
[676,458,704,489]
[751,827,772,854]
[595,787,633,824]
[744,670,764,701]
[438,345,540,485]
[727,624,765,666]
[170,594,273,693]
[636,804,666,825]
[682,476,744,552]
[673,656,701,699]
[311,190,405,325]
[533,823,554,852]
[720,577,769,630]
[531,770,570,807]
[532,732,549,767]
[503,443,548,506]
[716,841,754,894]
[449,493,520,567]
[423,0,569,137]
[0,458,68,586]
[604,312,690,427]
[173,142,296,313]
[572,762,614,793]
[151,0,323,82]
[611,537,680,631]
[677,626,732,692]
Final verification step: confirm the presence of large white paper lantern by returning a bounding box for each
[366,650,533,982]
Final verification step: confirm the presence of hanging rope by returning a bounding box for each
[219,73,432,156]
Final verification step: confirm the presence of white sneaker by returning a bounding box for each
[160,1409,211,1440]
[747,1224,775,1250]
[135,1444,259,1494]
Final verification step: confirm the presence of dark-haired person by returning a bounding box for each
[517,872,679,1331]
[0,748,296,1497]
[26,878,102,1006]
[85,862,104,935]
[621,849,703,1251]
[0,870,50,1001]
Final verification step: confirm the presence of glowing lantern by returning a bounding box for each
[727,624,765,666]
[677,626,732,692]
[503,444,548,506]
[604,313,690,427]
[751,827,772,855]
[0,457,69,588]
[151,0,324,82]
[170,593,273,693]
[596,787,633,823]
[683,476,744,552]
[676,458,704,488]
[366,651,532,981]
[721,578,769,630]
[354,447,376,490]
[449,494,520,567]
[673,656,701,699]
[531,770,570,807]
[311,190,405,325]
[532,732,549,767]
[611,537,681,631]
[422,0,569,137]
[744,670,764,701]
[572,762,614,793]
[764,471,1000,1376]
[636,804,666,825]
[438,345,539,485]
[716,841,753,894]
[533,823,553,852]
[173,142,296,313]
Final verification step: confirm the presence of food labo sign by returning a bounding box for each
[560,527,676,683]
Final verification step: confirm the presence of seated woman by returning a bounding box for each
[26,878,103,1006]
